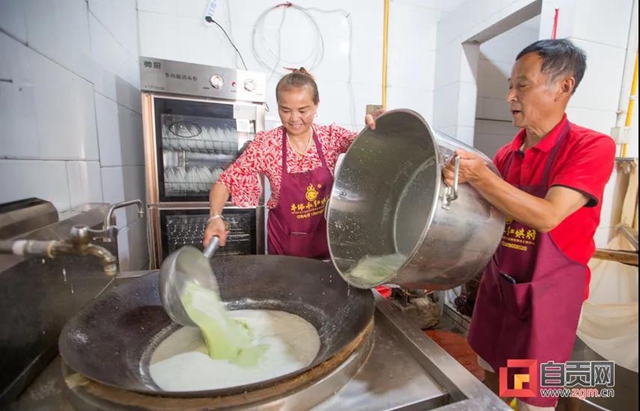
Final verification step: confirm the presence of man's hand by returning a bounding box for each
[365,108,386,130]
[442,149,489,186]
[441,149,590,233]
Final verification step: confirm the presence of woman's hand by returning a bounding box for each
[203,217,229,247]
[365,108,386,130]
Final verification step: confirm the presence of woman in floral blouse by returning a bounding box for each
[204,68,379,259]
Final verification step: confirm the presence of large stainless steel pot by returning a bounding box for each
[327,109,505,290]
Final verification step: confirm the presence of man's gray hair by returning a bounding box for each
[517,39,587,94]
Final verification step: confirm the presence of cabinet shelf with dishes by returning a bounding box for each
[161,114,253,156]
[163,166,224,195]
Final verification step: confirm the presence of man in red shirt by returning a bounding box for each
[443,39,616,410]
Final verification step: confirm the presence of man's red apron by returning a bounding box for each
[468,122,586,407]
[267,127,333,259]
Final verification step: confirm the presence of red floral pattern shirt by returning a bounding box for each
[217,124,357,208]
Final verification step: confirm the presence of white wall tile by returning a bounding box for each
[138,11,180,60]
[480,20,538,64]
[475,94,485,118]
[116,216,149,271]
[390,2,447,26]
[481,97,512,121]
[388,48,436,90]
[572,0,634,49]
[475,16,540,134]
[433,82,460,130]
[475,131,513,158]
[477,58,511,99]
[101,165,146,224]
[474,119,516,157]
[457,81,478,127]
[89,15,140,90]
[0,33,30,82]
[29,50,99,160]
[395,0,467,13]
[88,0,139,57]
[66,161,103,207]
[92,69,142,115]
[390,3,438,53]
[569,40,626,113]
[89,13,141,113]
[137,0,177,15]
[24,0,93,81]
[435,41,463,89]
[0,0,28,43]
[387,87,433,123]
[343,14,382,87]
[491,0,542,38]
[311,32,353,84]
[177,0,208,18]
[0,160,70,211]
[538,0,578,40]
[460,43,480,84]
[565,107,617,136]
[0,82,39,158]
[101,168,125,218]
[475,118,518,135]
[0,34,39,158]
[178,16,237,68]
[454,125,475,146]
[437,125,457,138]
[437,8,467,48]
[316,81,380,129]
[95,93,144,167]
[501,0,520,8]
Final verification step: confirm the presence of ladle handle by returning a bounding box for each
[203,236,220,258]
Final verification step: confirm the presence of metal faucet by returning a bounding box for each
[102,199,145,242]
[0,226,118,275]
[0,200,145,276]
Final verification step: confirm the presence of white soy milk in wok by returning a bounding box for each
[149,309,321,391]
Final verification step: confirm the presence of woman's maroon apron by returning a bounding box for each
[266,127,333,259]
[467,122,587,407]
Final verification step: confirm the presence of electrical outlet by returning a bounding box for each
[203,0,218,25]
[611,126,632,144]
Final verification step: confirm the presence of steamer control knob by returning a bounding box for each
[209,75,224,89]
[244,79,256,92]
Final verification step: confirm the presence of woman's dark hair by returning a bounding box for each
[276,67,320,104]
[517,39,587,94]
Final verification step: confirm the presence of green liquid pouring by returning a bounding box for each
[180,281,267,367]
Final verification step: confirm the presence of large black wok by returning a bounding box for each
[58,255,374,398]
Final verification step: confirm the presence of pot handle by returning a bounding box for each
[442,155,460,210]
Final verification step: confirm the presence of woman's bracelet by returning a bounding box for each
[207,214,225,225]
